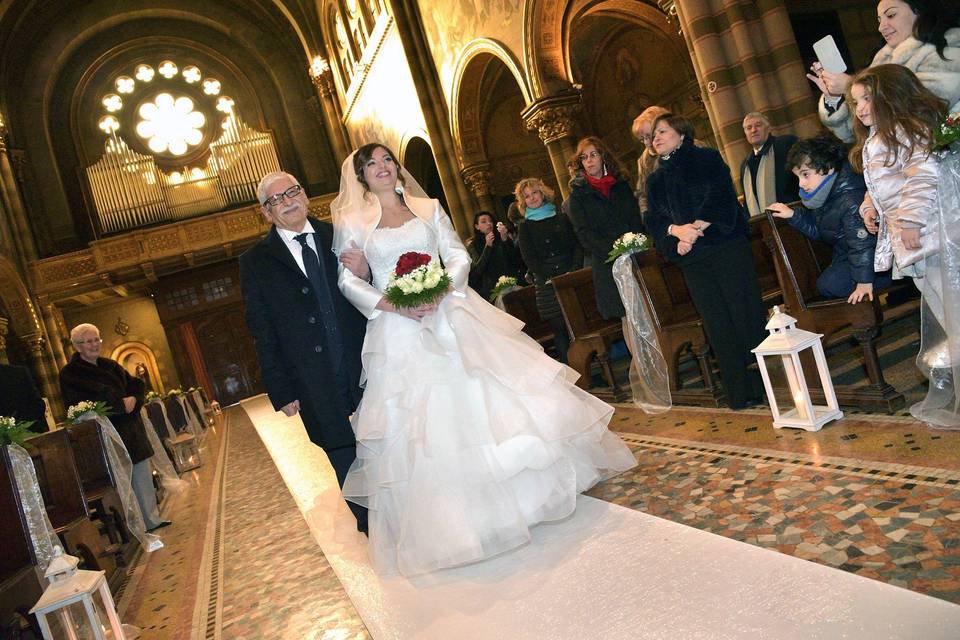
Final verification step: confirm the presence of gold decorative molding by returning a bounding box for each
[522,95,582,145]
[461,164,493,198]
[30,194,336,300]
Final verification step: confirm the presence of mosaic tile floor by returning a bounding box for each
[121,401,960,637]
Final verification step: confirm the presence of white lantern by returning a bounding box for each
[30,547,126,640]
[168,432,201,473]
[752,306,843,431]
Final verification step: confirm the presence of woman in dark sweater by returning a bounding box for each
[644,114,766,409]
[566,136,645,319]
[60,322,168,530]
[468,210,525,300]
[514,177,582,363]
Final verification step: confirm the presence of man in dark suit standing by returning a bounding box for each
[739,112,799,218]
[0,363,48,431]
[240,171,369,533]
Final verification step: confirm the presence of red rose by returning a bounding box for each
[395,252,432,277]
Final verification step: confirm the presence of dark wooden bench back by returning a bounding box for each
[24,429,89,530]
[64,420,115,496]
[763,214,836,309]
[500,285,553,343]
[551,268,620,339]
[163,395,188,432]
[630,250,699,330]
[0,446,35,575]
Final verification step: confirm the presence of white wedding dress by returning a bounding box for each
[340,214,636,577]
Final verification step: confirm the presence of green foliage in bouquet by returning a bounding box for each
[0,416,34,447]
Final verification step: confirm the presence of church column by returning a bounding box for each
[0,317,8,364]
[460,164,497,218]
[40,301,68,370]
[521,94,581,200]
[388,0,475,234]
[309,59,353,165]
[24,333,63,419]
[0,115,36,271]
[673,0,820,166]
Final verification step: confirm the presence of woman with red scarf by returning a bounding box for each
[567,136,645,319]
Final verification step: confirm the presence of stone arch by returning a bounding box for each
[401,133,450,216]
[451,39,532,168]
[111,340,165,393]
[0,256,43,338]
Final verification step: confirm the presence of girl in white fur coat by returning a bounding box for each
[849,64,957,427]
[809,0,959,142]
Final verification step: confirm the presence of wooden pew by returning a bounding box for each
[0,446,44,637]
[23,430,118,577]
[551,268,629,402]
[64,420,132,565]
[500,284,554,346]
[761,212,907,412]
[629,250,724,407]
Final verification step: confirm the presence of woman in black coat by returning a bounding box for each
[768,133,892,303]
[468,210,525,300]
[514,177,582,363]
[644,114,766,410]
[60,323,167,530]
[566,136,645,319]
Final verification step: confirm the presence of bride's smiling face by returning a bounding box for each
[362,147,398,192]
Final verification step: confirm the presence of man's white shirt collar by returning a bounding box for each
[277,220,316,244]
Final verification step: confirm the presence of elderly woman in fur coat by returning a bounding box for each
[60,323,168,531]
[645,114,767,410]
[810,0,959,142]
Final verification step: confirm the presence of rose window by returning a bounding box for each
[135,93,206,155]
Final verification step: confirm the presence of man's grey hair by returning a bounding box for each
[70,323,100,343]
[742,112,770,127]
[257,171,301,205]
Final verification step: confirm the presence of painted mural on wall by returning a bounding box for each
[418,0,524,104]
[344,27,428,157]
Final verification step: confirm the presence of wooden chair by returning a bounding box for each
[64,421,130,553]
[551,268,629,401]
[761,212,906,412]
[629,250,724,407]
[500,284,554,347]
[0,446,44,637]
[24,430,117,577]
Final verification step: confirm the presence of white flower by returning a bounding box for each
[0,416,15,429]
[425,274,440,288]
[622,232,636,243]
[410,282,424,294]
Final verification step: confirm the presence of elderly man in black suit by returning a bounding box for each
[739,111,799,218]
[0,363,48,431]
[239,171,369,533]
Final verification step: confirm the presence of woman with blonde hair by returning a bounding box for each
[514,177,582,363]
[631,105,671,212]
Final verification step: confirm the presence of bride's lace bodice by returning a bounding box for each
[367,217,439,291]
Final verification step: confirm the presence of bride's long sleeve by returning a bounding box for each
[338,262,383,319]
[434,203,470,297]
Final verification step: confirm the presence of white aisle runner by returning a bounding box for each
[242,395,960,639]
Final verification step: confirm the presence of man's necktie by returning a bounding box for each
[294,233,344,369]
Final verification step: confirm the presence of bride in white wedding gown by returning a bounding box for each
[332,143,636,577]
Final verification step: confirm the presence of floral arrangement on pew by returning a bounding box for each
[384,251,451,308]
[934,112,959,152]
[606,231,651,263]
[488,276,518,303]
[145,391,163,403]
[166,388,184,396]
[0,415,34,447]
[66,400,112,424]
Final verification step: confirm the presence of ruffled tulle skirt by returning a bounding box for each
[341,288,637,576]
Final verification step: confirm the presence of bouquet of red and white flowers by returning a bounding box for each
[384,251,451,309]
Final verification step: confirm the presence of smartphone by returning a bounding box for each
[813,35,847,73]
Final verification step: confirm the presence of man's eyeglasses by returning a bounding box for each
[262,185,303,207]
[74,337,102,345]
[579,151,601,161]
